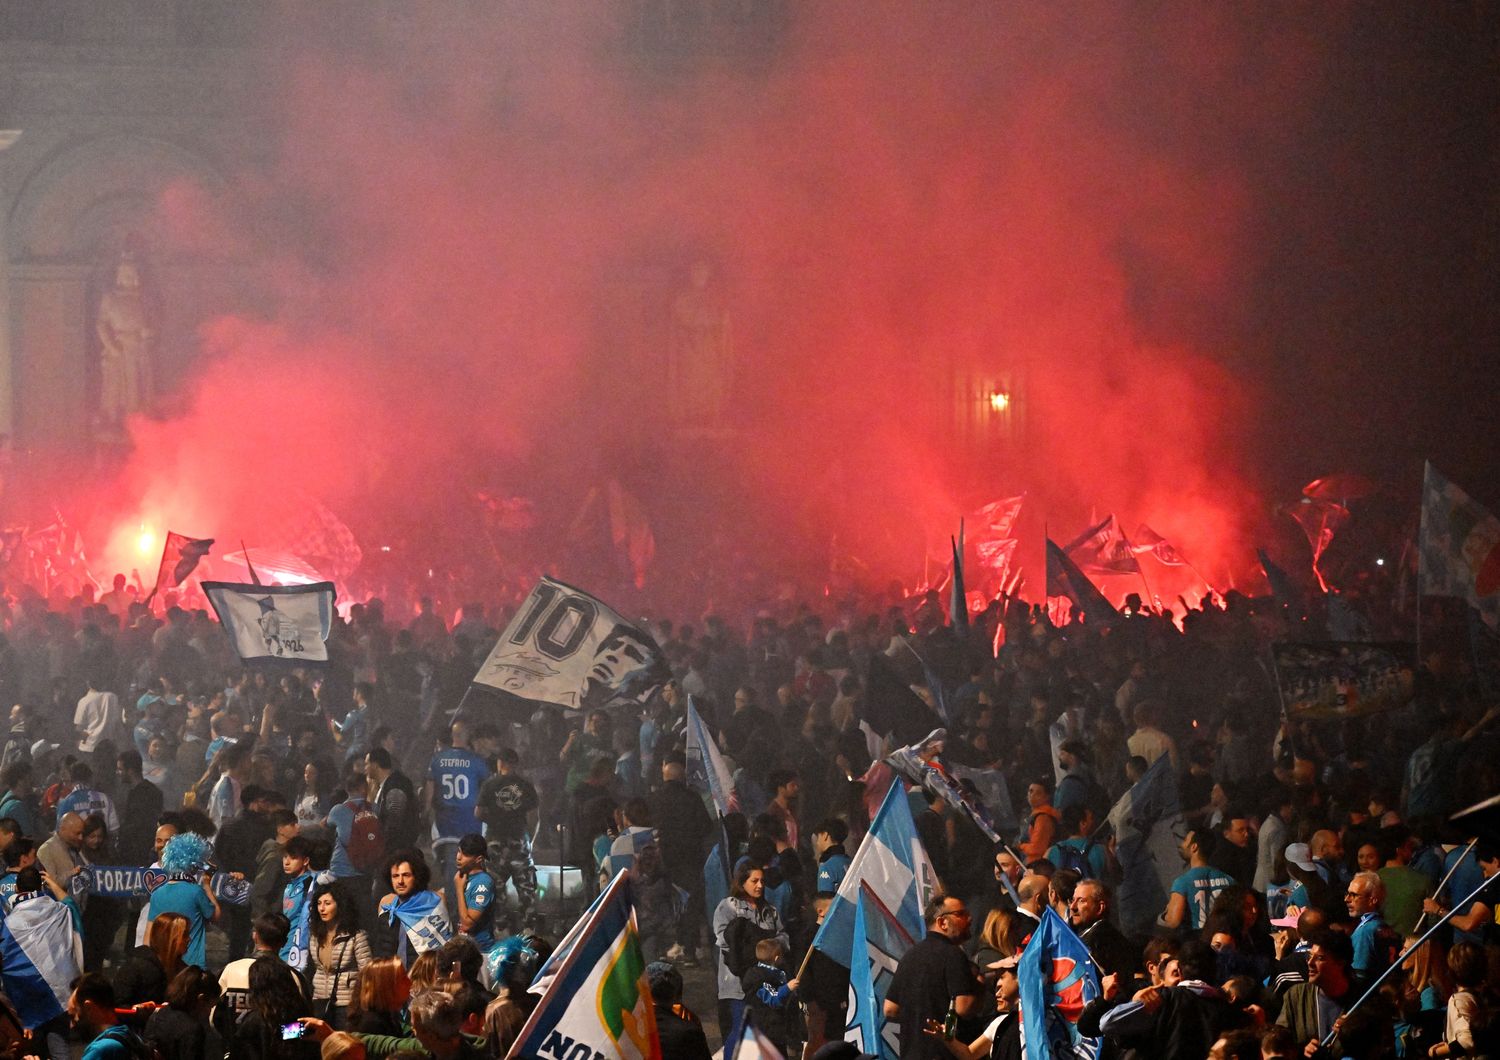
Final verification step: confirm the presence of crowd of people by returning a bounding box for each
[0,565,1492,1060]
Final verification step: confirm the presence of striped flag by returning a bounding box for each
[508,871,660,1060]
[812,781,934,967]
[0,893,83,1030]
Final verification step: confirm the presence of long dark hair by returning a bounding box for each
[310,880,360,943]
[729,861,765,906]
[248,955,309,1026]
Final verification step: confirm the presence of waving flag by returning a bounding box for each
[885,731,1003,845]
[1420,463,1500,629]
[469,576,669,722]
[1130,525,1185,566]
[1065,515,1140,575]
[949,528,968,634]
[151,532,214,597]
[845,886,916,1060]
[381,889,452,960]
[812,780,934,967]
[529,886,610,997]
[1018,908,1100,1060]
[684,698,735,815]
[1257,549,1305,612]
[1283,498,1349,592]
[1046,539,1118,625]
[203,580,336,665]
[862,653,945,747]
[509,870,660,1060]
[0,893,83,1030]
[1106,754,1185,937]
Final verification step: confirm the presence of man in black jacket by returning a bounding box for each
[1094,939,1245,1060]
[366,746,419,850]
[650,751,711,963]
[1069,879,1140,980]
[214,785,280,961]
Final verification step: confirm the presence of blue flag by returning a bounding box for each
[845,886,915,1060]
[684,698,735,815]
[1045,539,1118,625]
[812,780,935,967]
[950,526,968,634]
[1106,754,1185,937]
[1018,907,1100,1060]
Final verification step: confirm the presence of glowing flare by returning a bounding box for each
[988,391,1010,411]
[136,526,157,557]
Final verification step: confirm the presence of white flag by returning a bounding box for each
[202,581,336,664]
[472,576,668,712]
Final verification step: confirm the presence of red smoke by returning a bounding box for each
[102,4,1336,601]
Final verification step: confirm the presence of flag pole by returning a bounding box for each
[1321,873,1495,1052]
[240,539,263,586]
[1413,838,1477,933]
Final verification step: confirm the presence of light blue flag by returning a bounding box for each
[684,698,735,816]
[812,780,935,967]
[1018,907,1100,1060]
[381,889,453,961]
[845,886,915,1060]
[1106,753,1186,937]
[0,893,82,1030]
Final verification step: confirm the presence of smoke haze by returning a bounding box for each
[97,3,1497,599]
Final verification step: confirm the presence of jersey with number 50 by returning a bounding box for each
[428,747,488,840]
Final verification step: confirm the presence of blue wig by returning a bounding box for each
[160,832,213,873]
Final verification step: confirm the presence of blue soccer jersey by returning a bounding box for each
[428,748,488,841]
[462,868,496,946]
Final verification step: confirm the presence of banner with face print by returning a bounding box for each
[469,576,670,715]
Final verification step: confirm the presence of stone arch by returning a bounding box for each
[7,132,227,262]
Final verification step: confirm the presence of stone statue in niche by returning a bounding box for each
[95,249,154,427]
[668,259,732,425]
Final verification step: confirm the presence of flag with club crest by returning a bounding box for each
[684,697,736,816]
[1064,515,1140,575]
[812,780,935,967]
[845,885,916,1060]
[151,532,214,596]
[509,870,660,1060]
[1420,463,1500,629]
[1130,524,1185,566]
[469,576,670,721]
[202,581,336,665]
[1018,907,1101,1060]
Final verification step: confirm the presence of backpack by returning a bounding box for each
[1053,839,1096,878]
[342,799,386,874]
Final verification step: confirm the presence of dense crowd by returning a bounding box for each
[0,569,1493,1060]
